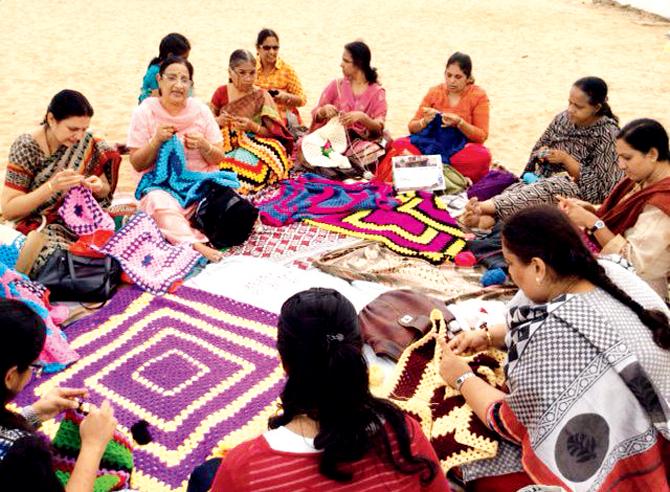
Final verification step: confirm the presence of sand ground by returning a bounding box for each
[1,0,669,194]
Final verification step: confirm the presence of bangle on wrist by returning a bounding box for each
[19,405,42,429]
[47,181,54,193]
[454,371,476,392]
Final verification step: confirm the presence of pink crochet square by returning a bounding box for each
[58,185,115,235]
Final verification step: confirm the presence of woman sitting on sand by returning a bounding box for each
[464,76,621,229]
[1,90,120,277]
[210,288,449,492]
[0,299,117,491]
[559,118,670,300]
[408,52,491,183]
[305,41,387,179]
[442,205,670,491]
[254,28,307,129]
[127,55,228,262]
[210,49,294,195]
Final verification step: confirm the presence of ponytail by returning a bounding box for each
[597,101,618,125]
[573,76,618,124]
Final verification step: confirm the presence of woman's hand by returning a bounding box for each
[231,116,257,133]
[438,337,473,388]
[339,111,367,126]
[82,175,104,194]
[441,112,463,127]
[557,195,598,228]
[48,169,84,194]
[216,111,235,127]
[31,387,88,422]
[153,124,176,144]
[542,148,570,165]
[184,132,207,151]
[448,329,490,355]
[318,104,338,120]
[272,90,293,105]
[421,107,440,123]
[79,400,116,452]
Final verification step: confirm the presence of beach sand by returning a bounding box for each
[0,0,669,195]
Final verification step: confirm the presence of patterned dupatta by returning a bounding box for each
[221,88,293,153]
[13,132,121,234]
[491,282,670,491]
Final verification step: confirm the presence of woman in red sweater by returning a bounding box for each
[210,288,449,492]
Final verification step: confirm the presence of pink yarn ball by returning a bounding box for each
[454,251,477,267]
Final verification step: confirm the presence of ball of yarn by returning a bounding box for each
[454,251,477,267]
[522,172,539,184]
[481,268,507,287]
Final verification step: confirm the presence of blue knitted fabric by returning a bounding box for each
[409,118,467,164]
[257,173,398,226]
[0,235,25,269]
[135,135,240,207]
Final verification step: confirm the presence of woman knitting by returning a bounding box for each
[0,299,116,491]
[210,288,449,491]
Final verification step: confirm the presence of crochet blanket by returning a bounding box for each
[409,118,467,165]
[99,212,201,295]
[257,173,398,226]
[16,286,284,492]
[307,191,467,264]
[135,135,239,208]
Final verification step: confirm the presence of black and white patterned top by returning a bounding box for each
[524,111,622,203]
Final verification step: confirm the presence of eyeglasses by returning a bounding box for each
[233,69,256,79]
[161,73,193,86]
[30,363,44,379]
[261,45,279,51]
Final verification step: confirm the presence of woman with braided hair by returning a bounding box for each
[210,288,449,491]
[440,205,670,491]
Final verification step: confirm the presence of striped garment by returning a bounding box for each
[211,416,449,491]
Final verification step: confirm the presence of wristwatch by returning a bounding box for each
[454,371,477,392]
[588,219,606,235]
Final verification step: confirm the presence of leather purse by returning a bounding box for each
[358,289,455,361]
[35,249,121,303]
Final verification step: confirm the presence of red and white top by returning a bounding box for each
[211,415,450,492]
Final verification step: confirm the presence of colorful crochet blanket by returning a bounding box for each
[99,212,201,295]
[59,185,115,236]
[135,135,240,207]
[16,286,284,492]
[307,191,467,264]
[257,173,398,226]
[0,235,76,372]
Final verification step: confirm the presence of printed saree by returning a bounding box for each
[482,260,670,490]
[5,132,121,276]
[217,88,293,195]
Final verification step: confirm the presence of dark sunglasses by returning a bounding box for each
[261,45,279,51]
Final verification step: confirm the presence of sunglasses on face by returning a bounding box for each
[261,45,279,51]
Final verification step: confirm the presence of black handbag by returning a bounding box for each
[35,249,121,303]
[191,183,258,249]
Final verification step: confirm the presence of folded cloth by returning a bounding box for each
[99,212,202,295]
[135,135,239,208]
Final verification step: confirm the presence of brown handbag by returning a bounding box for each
[358,289,455,361]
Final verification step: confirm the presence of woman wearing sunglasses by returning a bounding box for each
[255,28,306,129]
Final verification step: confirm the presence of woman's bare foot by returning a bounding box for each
[193,242,223,262]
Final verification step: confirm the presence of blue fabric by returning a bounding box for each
[135,135,240,207]
[409,117,467,164]
[139,64,160,103]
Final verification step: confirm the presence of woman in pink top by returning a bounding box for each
[305,41,388,178]
[127,55,227,262]
[210,288,449,492]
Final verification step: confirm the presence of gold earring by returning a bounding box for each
[536,277,541,283]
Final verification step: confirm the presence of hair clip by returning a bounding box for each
[326,333,345,343]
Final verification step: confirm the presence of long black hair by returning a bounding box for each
[0,300,47,431]
[502,206,670,349]
[270,288,437,484]
[344,41,378,84]
[618,118,670,161]
[149,32,191,68]
[446,52,474,82]
[573,76,618,124]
